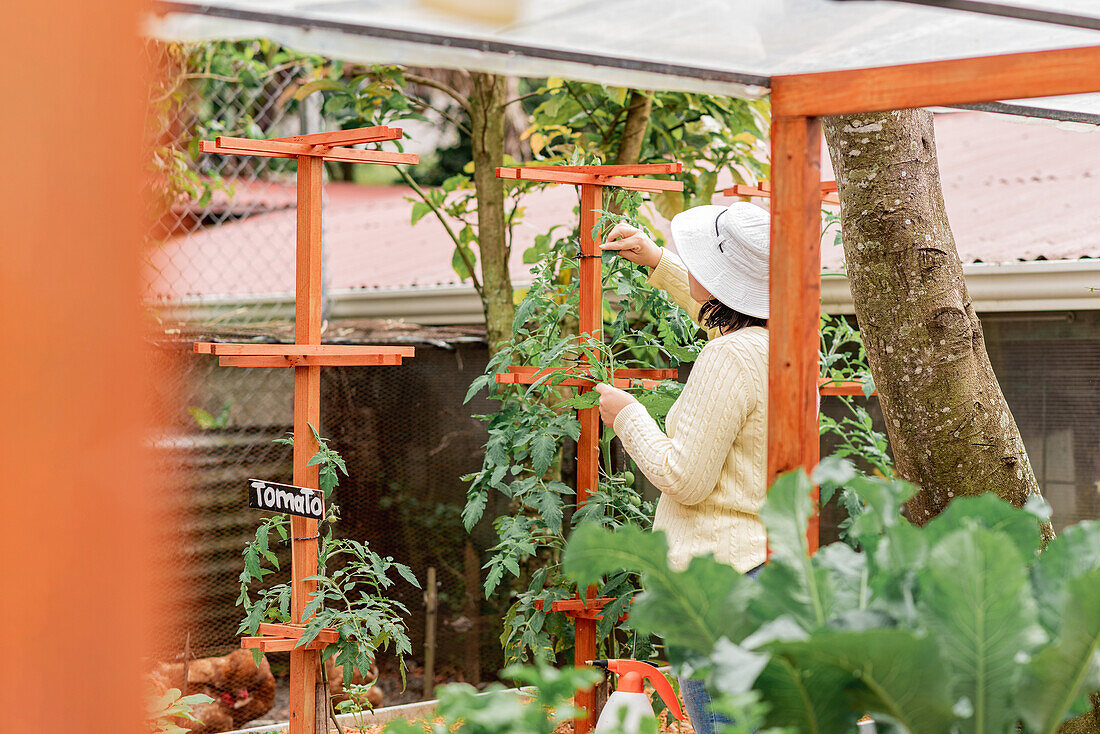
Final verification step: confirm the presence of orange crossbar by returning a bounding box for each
[725,182,839,205]
[496,166,683,193]
[271,125,403,147]
[544,163,682,175]
[507,365,677,379]
[200,138,418,166]
[241,636,330,652]
[194,342,415,358]
[256,623,340,643]
[496,372,630,389]
[496,365,674,390]
[818,378,876,396]
[771,44,1100,118]
[219,354,404,368]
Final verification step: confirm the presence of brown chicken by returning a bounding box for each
[150,649,276,733]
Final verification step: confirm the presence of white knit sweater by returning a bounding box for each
[612,250,769,573]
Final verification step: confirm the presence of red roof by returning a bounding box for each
[820,111,1100,268]
[148,112,1100,300]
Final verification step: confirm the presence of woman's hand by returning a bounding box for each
[600,222,662,269]
[594,383,639,427]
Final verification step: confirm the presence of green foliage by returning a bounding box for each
[524,80,769,216]
[147,686,214,734]
[818,313,894,545]
[237,429,417,686]
[385,665,601,734]
[187,399,233,430]
[334,681,381,731]
[563,462,1099,734]
[460,179,706,665]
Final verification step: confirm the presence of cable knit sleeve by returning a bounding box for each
[646,250,721,340]
[612,341,756,506]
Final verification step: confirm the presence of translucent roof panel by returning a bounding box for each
[149,0,1100,113]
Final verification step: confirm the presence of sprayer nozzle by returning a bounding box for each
[588,659,609,670]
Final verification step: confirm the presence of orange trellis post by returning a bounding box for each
[194,126,418,734]
[495,162,684,734]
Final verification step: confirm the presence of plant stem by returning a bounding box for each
[396,167,483,295]
[320,658,346,734]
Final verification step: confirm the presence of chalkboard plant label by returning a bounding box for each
[248,479,324,520]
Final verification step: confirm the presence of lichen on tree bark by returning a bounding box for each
[823,109,1052,539]
[468,72,514,354]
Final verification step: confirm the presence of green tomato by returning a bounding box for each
[627,494,642,508]
[621,471,635,485]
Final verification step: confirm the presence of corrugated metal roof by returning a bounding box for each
[820,110,1100,269]
[148,111,1099,300]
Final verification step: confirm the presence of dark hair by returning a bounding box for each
[699,299,767,334]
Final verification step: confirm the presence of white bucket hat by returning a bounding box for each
[670,202,770,319]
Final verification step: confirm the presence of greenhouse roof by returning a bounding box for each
[149,0,1100,122]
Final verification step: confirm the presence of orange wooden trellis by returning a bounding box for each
[194,125,418,734]
[494,162,686,734]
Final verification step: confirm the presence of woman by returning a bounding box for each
[593,202,770,734]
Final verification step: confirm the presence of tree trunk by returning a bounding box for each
[468,72,514,354]
[614,91,651,166]
[822,109,1051,539]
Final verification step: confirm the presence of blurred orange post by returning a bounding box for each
[0,2,152,734]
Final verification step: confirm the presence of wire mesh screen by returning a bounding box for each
[149,329,510,706]
[818,310,1100,537]
[146,41,318,324]
[983,310,1100,531]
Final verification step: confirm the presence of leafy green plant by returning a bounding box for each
[333,681,382,731]
[563,461,1100,734]
[236,426,419,687]
[187,399,233,430]
[460,175,706,665]
[385,665,601,734]
[148,686,214,734]
[524,80,770,218]
[818,312,895,545]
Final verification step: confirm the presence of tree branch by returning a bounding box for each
[503,90,543,108]
[404,73,472,115]
[396,167,483,295]
[563,81,609,139]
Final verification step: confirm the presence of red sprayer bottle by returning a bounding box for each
[590,659,686,733]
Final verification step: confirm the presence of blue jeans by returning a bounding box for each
[679,563,763,734]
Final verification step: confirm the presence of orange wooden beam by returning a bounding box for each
[195,342,414,358]
[200,138,418,166]
[724,182,839,205]
[241,636,330,652]
[256,623,339,643]
[496,372,665,390]
[771,44,1100,118]
[220,354,404,368]
[817,378,876,396]
[506,365,677,379]
[289,154,324,734]
[271,125,403,147]
[496,166,683,192]
[768,116,824,553]
[545,162,682,175]
[195,341,413,358]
